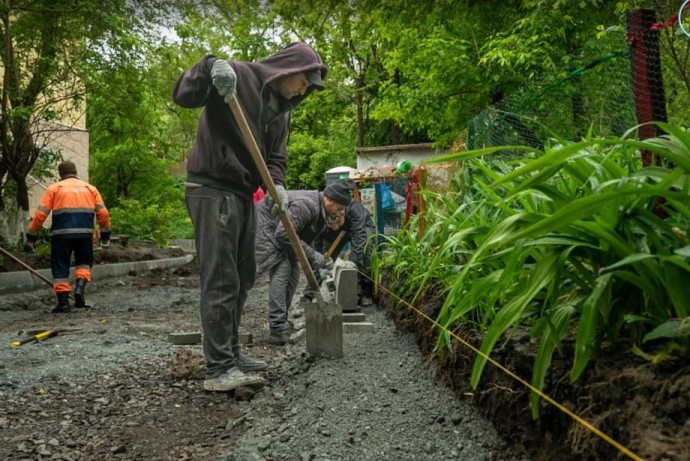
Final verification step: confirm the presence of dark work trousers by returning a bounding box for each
[268,256,300,333]
[185,185,256,379]
[51,237,93,293]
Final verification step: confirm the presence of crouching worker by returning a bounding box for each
[302,179,375,305]
[255,189,344,345]
[25,161,111,313]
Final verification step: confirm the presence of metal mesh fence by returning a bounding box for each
[466,7,689,153]
[356,162,458,243]
[356,177,410,240]
[359,7,689,244]
[467,50,637,151]
[356,164,456,242]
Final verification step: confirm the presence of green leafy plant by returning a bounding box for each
[109,199,187,246]
[376,122,690,418]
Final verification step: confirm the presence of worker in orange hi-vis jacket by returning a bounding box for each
[25,161,111,313]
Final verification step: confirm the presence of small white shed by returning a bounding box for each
[325,166,356,186]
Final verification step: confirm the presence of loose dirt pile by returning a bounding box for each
[0,239,184,274]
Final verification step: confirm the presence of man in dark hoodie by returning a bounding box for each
[172,42,326,392]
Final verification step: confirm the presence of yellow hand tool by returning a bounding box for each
[10,329,59,348]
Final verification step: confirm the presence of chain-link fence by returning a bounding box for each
[354,163,457,244]
[467,51,636,151]
[356,8,688,245]
[466,7,689,154]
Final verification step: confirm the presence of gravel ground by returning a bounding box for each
[0,261,522,460]
[226,305,505,461]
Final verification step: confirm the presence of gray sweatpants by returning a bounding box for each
[268,256,300,333]
[185,186,256,379]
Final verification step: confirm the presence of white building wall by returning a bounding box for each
[28,120,90,228]
[355,143,447,170]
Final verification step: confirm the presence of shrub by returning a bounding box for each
[376,123,690,417]
[109,198,188,246]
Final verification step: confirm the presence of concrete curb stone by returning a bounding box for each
[0,255,194,296]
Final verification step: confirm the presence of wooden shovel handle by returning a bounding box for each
[0,245,53,287]
[0,245,76,300]
[324,230,346,259]
[228,97,323,302]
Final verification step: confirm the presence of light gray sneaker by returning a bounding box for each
[203,367,266,392]
[236,353,268,372]
[288,320,305,332]
[266,327,306,346]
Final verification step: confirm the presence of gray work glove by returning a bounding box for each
[210,59,237,103]
[266,185,289,217]
[312,253,334,270]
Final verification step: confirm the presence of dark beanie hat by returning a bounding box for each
[58,161,78,178]
[324,179,356,206]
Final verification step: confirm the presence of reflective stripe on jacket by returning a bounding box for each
[27,177,111,239]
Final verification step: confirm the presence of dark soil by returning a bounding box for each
[0,239,185,273]
[377,273,690,461]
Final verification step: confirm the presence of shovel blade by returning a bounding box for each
[305,302,343,358]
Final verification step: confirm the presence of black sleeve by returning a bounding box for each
[347,204,371,266]
[171,54,217,108]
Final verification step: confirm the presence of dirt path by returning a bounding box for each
[0,260,519,460]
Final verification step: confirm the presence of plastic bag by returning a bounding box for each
[379,184,396,210]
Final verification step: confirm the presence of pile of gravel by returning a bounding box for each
[221,306,514,461]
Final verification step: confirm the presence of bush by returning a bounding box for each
[109,199,188,246]
[376,123,690,418]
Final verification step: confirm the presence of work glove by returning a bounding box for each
[210,59,237,103]
[312,252,334,271]
[24,233,37,253]
[100,231,111,248]
[266,185,289,217]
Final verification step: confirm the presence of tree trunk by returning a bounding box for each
[355,75,364,147]
[0,161,7,211]
[390,121,400,145]
[15,174,29,212]
[571,75,585,141]
[0,207,29,245]
[391,69,401,145]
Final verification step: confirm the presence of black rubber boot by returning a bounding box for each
[51,292,71,313]
[74,278,90,308]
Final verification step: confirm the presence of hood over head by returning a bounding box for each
[252,42,327,105]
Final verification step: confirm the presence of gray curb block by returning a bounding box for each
[0,255,194,296]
